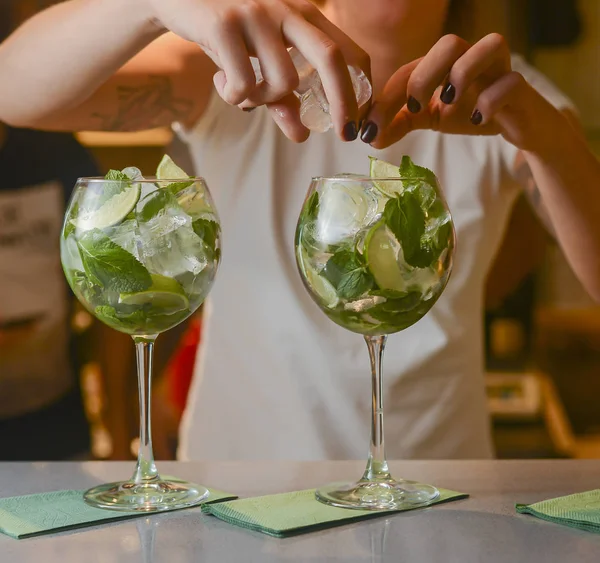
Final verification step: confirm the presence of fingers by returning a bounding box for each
[303,6,373,124]
[444,33,511,106]
[239,5,299,106]
[282,14,359,141]
[267,93,310,142]
[361,33,515,146]
[472,71,529,126]
[406,34,470,112]
[210,13,257,105]
[359,58,421,144]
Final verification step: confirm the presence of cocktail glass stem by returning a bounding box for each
[132,335,160,485]
[315,333,440,510]
[82,335,208,511]
[361,335,391,482]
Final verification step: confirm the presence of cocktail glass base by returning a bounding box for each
[84,479,209,512]
[316,479,439,511]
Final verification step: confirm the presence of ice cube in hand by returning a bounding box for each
[251,48,372,133]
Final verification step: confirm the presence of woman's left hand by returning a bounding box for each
[361,33,569,154]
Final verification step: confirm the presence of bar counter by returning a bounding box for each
[1,459,599,561]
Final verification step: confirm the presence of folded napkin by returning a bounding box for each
[517,489,600,533]
[0,486,236,539]
[202,487,468,537]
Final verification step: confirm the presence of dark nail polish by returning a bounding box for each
[360,121,378,144]
[440,83,456,104]
[242,107,256,113]
[343,121,358,141]
[407,96,421,114]
[470,109,483,125]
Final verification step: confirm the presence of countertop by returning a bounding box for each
[1,459,600,562]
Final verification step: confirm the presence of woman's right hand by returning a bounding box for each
[144,0,370,141]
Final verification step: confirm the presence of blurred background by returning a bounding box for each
[2,0,600,461]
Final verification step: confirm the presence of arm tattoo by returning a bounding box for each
[94,76,193,132]
[513,151,557,239]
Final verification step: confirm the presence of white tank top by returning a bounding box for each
[176,55,573,460]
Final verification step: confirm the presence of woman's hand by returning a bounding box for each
[361,33,569,154]
[145,0,370,141]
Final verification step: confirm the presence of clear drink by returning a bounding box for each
[62,177,220,337]
[296,158,454,337]
[60,157,221,512]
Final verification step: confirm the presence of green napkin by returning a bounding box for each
[0,486,236,539]
[517,489,600,533]
[202,487,468,537]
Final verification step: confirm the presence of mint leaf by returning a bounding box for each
[70,269,102,303]
[105,170,131,182]
[368,291,426,326]
[64,216,76,239]
[300,192,319,224]
[370,289,410,299]
[405,182,436,211]
[165,180,194,196]
[421,219,452,264]
[77,228,152,293]
[192,218,220,253]
[399,156,438,188]
[384,193,432,268]
[95,305,148,331]
[98,169,132,205]
[138,189,178,222]
[323,248,374,300]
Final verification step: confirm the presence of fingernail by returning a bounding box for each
[242,107,256,113]
[470,109,483,125]
[407,96,421,114]
[440,83,456,104]
[343,121,358,141]
[360,121,378,144]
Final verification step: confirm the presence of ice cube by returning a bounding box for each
[136,190,209,278]
[351,66,373,108]
[300,220,332,270]
[317,182,379,245]
[137,189,192,238]
[138,226,209,279]
[108,219,142,261]
[122,167,143,181]
[252,48,372,133]
[61,234,84,271]
[300,90,332,133]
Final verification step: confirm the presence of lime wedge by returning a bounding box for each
[297,246,339,308]
[119,274,189,313]
[364,221,406,292]
[157,155,190,181]
[369,156,403,197]
[74,184,141,231]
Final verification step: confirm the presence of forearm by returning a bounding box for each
[524,117,600,301]
[0,0,163,127]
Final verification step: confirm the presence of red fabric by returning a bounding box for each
[167,318,202,414]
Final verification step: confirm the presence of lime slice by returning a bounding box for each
[119,274,189,313]
[369,156,403,197]
[364,221,406,292]
[74,184,141,231]
[297,246,339,308]
[157,155,190,181]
